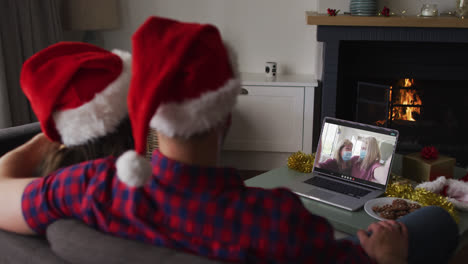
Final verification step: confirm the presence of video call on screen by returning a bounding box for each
[315,122,397,187]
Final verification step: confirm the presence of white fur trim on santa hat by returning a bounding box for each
[416,176,448,193]
[116,150,152,187]
[53,49,131,146]
[150,78,241,138]
[446,179,468,211]
[417,176,468,211]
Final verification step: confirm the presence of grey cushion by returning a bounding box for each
[0,229,68,264]
[46,220,226,264]
[0,122,41,156]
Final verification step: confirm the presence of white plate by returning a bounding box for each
[364,197,421,221]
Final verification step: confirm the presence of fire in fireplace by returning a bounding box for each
[355,78,468,167]
[389,78,422,123]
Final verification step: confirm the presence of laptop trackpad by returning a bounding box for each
[307,188,336,200]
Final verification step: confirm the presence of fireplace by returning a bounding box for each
[317,26,468,167]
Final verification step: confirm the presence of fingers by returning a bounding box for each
[357,229,369,244]
[367,222,383,233]
[367,220,403,235]
[399,222,409,239]
[379,220,401,232]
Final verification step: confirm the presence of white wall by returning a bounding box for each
[98,0,320,75]
[318,0,455,15]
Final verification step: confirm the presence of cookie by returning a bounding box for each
[380,210,397,220]
[391,199,409,211]
[408,203,421,210]
[395,210,409,217]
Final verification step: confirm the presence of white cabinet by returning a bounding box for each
[221,73,318,171]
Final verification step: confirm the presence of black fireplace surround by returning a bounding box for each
[317,26,468,166]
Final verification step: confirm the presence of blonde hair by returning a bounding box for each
[333,139,353,168]
[360,137,381,170]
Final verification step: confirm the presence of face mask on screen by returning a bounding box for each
[360,150,367,160]
[342,151,352,161]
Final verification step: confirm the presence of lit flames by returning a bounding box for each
[391,78,422,121]
[403,78,414,87]
[375,78,422,126]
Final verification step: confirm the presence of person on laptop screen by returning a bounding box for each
[347,136,394,185]
[350,137,382,182]
[317,139,354,175]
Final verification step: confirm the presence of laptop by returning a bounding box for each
[287,117,399,211]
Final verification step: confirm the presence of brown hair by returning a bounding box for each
[333,139,353,168]
[38,117,134,177]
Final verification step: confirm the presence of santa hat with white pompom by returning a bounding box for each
[20,42,131,146]
[115,16,240,187]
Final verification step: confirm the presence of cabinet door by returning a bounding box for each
[224,85,304,152]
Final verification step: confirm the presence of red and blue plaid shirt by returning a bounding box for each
[22,150,372,263]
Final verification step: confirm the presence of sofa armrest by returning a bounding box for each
[46,220,226,264]
[0,229,68,264]
[0,122,41,156]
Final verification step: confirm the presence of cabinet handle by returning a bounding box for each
[240,88,249,95]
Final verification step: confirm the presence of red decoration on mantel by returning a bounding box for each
[420,146,439,160]
[380,6,390,17]
[327,8,339,16]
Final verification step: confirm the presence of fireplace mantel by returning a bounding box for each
[306,12,468,28]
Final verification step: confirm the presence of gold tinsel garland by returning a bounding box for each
[287,152,315,173]
[385,182,459,222]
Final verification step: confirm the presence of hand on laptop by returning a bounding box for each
[357,220,408,264]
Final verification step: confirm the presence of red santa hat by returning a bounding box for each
[417,176,468,211]
[20,42,131,146]
[116,16,240,187]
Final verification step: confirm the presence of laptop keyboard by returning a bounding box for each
[304,177,371,198]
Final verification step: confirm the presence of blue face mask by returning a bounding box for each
[342,151,352,161]
[360,150,367,160]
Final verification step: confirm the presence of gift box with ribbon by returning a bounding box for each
[402,150,456,183]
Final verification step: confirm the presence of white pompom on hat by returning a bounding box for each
[116,16,240,187]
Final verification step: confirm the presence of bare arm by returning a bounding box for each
[0,133,59,234]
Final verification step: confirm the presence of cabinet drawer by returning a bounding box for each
[223,86,304,152]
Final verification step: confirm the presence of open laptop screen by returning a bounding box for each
[314,118,398,189]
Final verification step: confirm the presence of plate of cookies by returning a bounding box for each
[364,197,422,221]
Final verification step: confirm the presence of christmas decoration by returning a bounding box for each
[417,176,468,212]
[402,152,455,182]
[379,6,390,17]
[287,152,315,173]
[385,182,458,222]
[421,146,439,160]
[327,8,340,16]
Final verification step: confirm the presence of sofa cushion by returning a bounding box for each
[46,220,226,264]
[0,122,41,156]
[0,229,68,264]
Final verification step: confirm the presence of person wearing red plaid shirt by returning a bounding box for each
[0,16,459,264]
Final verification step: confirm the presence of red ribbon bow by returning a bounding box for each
[420,146,439,160]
